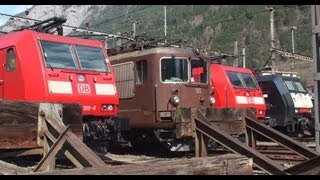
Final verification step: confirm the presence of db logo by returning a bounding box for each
[78,84,91,94]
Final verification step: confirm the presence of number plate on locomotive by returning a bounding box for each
[77,84,91,94]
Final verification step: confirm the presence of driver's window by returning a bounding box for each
[6,48,16,72]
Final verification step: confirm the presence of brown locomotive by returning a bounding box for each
[108,38,234,151]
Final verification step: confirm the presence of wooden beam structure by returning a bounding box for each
[31,154,252,175]
[34,103,106,172]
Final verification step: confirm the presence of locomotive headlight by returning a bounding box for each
[259,110,263,115]
[101,104,114,112]
[295,109,298,113]
[107,105,114,111]
[209,96,215,105]
[170,95,180,106]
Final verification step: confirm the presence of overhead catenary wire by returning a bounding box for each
[0,6,312,67]
[92,5,153,28]
[0,11,134,40]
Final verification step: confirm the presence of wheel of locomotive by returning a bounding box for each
[83,122,93,146]
[153,129,194,152]
[310,120,315,136]
[82,121,110,155]
[295,116,314,137]
[126,129,166,153]
[152,129,218,152]
[304,117,315,137]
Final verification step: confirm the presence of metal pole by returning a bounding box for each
[242,47,246,68]
[112,20,115,47]
[164,6,167,43]
[270,7,276,74]
[104,38,107,49]
[133,22,136,36]
[312,5,320,153]
[291,28,295,53]
[234,41,238,67]
[291,26,297,69]
[117,32,121,46]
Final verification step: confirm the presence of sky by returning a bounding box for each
[0,5,33,25]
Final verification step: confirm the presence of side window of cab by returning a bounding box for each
[6,48,16,72]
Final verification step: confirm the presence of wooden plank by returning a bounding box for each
[0,159,31,175]
[0,101,39,125]
[62,104,82,138]
[0,124,38,149]
[245,116,319,159]
[43,132,55,171]
[0,101,39,149]
[194,112,286,175]
[38,103,105,170]
[65,133,106,168]
[0,148,43,158]
[61,149,85,169]
[246,128,256,149]
[195,130,208,157]
[0,101,82,149]
[43,128,84,169]
[34,127,71,172]
[32,154,252,175]
[200,134,209,157]
[39,103,83,136]
[285,155,320,175]
[195,127,200,158]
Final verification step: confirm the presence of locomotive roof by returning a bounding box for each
[213,64,254,74]
[257,74,301,82]
[0,30,104,49]
[108,46,209,61]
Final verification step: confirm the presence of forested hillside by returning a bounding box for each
[0,5,313,85]
[91,5,312,85]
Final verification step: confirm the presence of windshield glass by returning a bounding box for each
[293,80,307,93]
[241,73,258,89]
[161,58,188,83]
[227,71,245,88]
[40,40,77,69]
[227,71,258,89]
[75,45,109,72]
[191,59,207,84]
[284,80,296,91]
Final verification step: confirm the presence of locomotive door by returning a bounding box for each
[2,47,19,100]
[0,49,6,100]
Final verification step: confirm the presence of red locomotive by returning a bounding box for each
[0,18,123,152]
[209,61,266,119]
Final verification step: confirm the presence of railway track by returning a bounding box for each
[255,137,316,167]
[106,136,317,168]
[256,145,307,166]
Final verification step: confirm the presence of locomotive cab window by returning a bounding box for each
[6,48,16,72]
[40,40,77,69]
[136,60,147,85]
[284,79,307,93]
[293,80,307,93]
[191,59,207,84]
[227,71,245,88]
[241,73,258,89]
[284,80,296,91]
[75,45,109,72]
[161,57,188,83]
[227,71,258,89]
